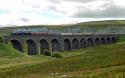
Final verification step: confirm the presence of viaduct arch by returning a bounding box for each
[106,37,110,44]
[26,39,37,55]
[51,39,60,52]
[11,40,23,52]
[4,33,119,55]
[64,39,71,51]
[87,38,94,47]
[40,39,49,54]
[80,38,86,48]
[95,38,100,46]
[72,38,79,50]
[101,38,106,45]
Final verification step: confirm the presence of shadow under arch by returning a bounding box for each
[40,39,49,54]
[26,39,37,55]
[72,38,79,49]
[95,38,100,46]
[80,38,86,48]
[51,39,59,52]
[64,39,71,51]
[111,37,117,43]
[101,38,106,45]
[106,37,111,44]
[87,38,94,47]
[11,40,23,52]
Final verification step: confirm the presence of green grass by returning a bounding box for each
[0,42,125,78]
[118,36,125,42]
[0,43,23,57]
[0,43,55,69]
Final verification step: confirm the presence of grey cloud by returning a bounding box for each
[19,18,29,22]
[47,0,61,4]
[48,0,97,4]
[72,3,125,18]
[47,6,57,11]
[66,0,98,3]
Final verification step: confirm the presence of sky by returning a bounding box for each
[0,0,125,27]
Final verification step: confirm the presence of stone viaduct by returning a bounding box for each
[3,33,118,55]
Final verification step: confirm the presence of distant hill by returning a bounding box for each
[0,20,125,36]
[75,20,125,26]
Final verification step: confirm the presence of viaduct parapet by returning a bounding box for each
[3,33,118,55]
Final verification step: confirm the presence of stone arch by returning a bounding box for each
[111,37,117,43]
[72,38,79,49]
[64,39,71,51]
[51,39,59,52]
[40,39,49,54]
[87,38,94,47]
[106,37,111,44]
[80,38,86,48]
[26,39,37,55]
[95,38,100,46]
[11,40,23,52]
[101,38,106,45]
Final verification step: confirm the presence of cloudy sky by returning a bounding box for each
[0,0,125,27]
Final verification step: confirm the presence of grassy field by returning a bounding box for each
[0,42,125,78]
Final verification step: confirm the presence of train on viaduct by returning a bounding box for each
[3,31,119,55]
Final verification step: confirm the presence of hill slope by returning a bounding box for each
[0,43,23,57]
[0,43,50,69]
[0,20,125,36]
[76,20,125,26]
